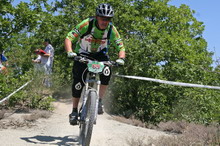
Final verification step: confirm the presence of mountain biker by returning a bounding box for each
[64,3,126,125]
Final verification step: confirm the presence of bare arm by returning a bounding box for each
[64,38,73,52]
[119,50,125,59]
[42,53,50,57]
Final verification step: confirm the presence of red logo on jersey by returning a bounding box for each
[85,38,106,44]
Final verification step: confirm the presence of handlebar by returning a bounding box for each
[73,55,119,67]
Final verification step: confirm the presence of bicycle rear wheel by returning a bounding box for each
[79,90,97,146]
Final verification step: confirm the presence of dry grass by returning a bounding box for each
[149,121,220,146]
[0,110,51,129]
[0,119,35,129]
[127,136,148,146]
[111,115,220,146]
[0,110,5,119]
[22,110,51,122]
[111,115,146,128]
[157,120,188,134]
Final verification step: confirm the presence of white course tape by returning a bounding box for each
[115,75,220,90]
[0,80,32,104]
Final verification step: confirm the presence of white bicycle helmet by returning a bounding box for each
[96,3,114,18]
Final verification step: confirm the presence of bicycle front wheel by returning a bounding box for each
[80,90,97,146]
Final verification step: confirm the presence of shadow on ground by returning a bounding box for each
[21,135,79,146]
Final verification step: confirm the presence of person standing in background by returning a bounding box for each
[32,39,54,87]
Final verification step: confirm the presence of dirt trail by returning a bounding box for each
[0,98,168,146]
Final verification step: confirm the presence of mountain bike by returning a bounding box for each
[73,55,118,146]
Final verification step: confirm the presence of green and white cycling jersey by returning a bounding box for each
[66,18,125,54]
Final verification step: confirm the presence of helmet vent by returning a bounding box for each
[96,3,114,17]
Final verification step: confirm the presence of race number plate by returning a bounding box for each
[87,61,104,73]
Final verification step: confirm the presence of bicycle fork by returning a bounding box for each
[94,81,101,124]
[80,80,100,123]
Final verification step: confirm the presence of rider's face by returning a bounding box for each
[96,16,111,29]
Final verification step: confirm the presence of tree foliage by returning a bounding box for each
[0,0,220,124]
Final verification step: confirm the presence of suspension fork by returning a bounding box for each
[80,82,89,121]
[82,82,89,105]
[94,80,101,122]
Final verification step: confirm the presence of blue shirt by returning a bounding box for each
[0,54,8,62]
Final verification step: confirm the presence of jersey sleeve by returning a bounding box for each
[66,18,90,43]
[110,26,125,52]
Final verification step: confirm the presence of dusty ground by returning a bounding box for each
[0,98,169,146]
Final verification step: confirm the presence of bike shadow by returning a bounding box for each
[20,135,80,146]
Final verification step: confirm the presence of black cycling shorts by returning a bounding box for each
[72,52,112,98]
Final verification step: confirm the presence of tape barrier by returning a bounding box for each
[0,80,32,104]
[115,75,220,90]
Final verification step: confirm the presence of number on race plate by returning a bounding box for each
[88,61,105,73]
[92,64,100,69]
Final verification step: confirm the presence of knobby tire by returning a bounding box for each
[80,91,97,146]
